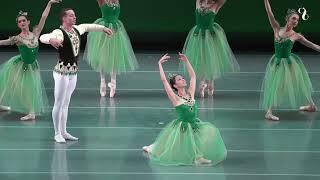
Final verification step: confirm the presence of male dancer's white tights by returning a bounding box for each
[52,72,77,141]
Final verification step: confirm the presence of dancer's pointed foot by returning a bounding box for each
[200,83,207,98]
[108,82,116,98]
[62,133,78,141]
[299,105,317,112]
[208,87,214,96]
[194,157,212,165]
[142,144,154,153]
[265,112,279,121]
[100,80,107,97]
[54,134,66,143]
[20,114,35,121]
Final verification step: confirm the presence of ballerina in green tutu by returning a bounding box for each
[0,0,61,120]
[85,0,138,98]
[183,0,239,97]
[143,53,227,166]
[262,0,320,121]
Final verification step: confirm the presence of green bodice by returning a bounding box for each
[101,3,121,31]
[18,45,39,64]
[174,101,200,132]
[274,38,294,65]
[10,33,39,71]
[194,9,216,36]
[15,45,39,71]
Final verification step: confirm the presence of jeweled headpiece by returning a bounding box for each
[286,9,298,17]
[285,9,300,21]
[168,73,178,80]
[17,10,28,17]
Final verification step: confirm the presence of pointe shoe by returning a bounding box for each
[299,105,317,112]
[265,112,279,121]
[208,87,214,96]
[0,105,10,111]
[108,82,116,98]
[54,134,66,143]
[20,114,35,121]
[100,81,107,97]
[142,146,149,152]
[200,83,207,98]
[208,82,214,96]
[62,133,79,141]
[142,144,154,153]
[194,157,212,165]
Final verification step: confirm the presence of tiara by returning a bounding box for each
[286,9,298,16]
[18,10,28,17]
[168,73,178,79]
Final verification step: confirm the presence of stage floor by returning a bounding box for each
[0,51,320,180]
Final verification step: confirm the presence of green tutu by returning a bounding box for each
[183,23,239,80]
[260,54,313,110]
[150,103,227,166]
[0,56,49,114]
[85,18,138,74]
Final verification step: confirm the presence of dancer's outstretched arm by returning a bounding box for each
[158,54,179,105]
[264,0,280,32]
[0,39,14,46]
[178,53,196,98]
[40,29,63,49]
[196,0,201,8]
[40,24,112,49]
[75,24,113,35]
[34,0,61,38]
[297,34,320,52]
[214,0,226,13]
[97,0,106,6]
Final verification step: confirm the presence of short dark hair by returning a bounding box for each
[59,8,73,22]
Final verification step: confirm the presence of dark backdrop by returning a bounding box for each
[0,0,319,51]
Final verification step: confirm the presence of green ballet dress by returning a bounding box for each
[182,8,239,80]
[150,96,227,166]
[85,3,138,74]
[0,34,49,114]
[260,36,313,109]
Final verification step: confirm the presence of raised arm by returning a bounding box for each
[196,0,201,8]
[264,0,280,32]
[213,0,226,13]
[179,53,196,98]
[33,0,61,38]
[297,34,320,52]
[97,0,106,7]
[158,54,179,105]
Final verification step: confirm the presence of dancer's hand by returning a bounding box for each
[158,53,170,64]
[103,28,113,36]
[178,52,188,62]
[49,38,63,49]
[49,0,62,4]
